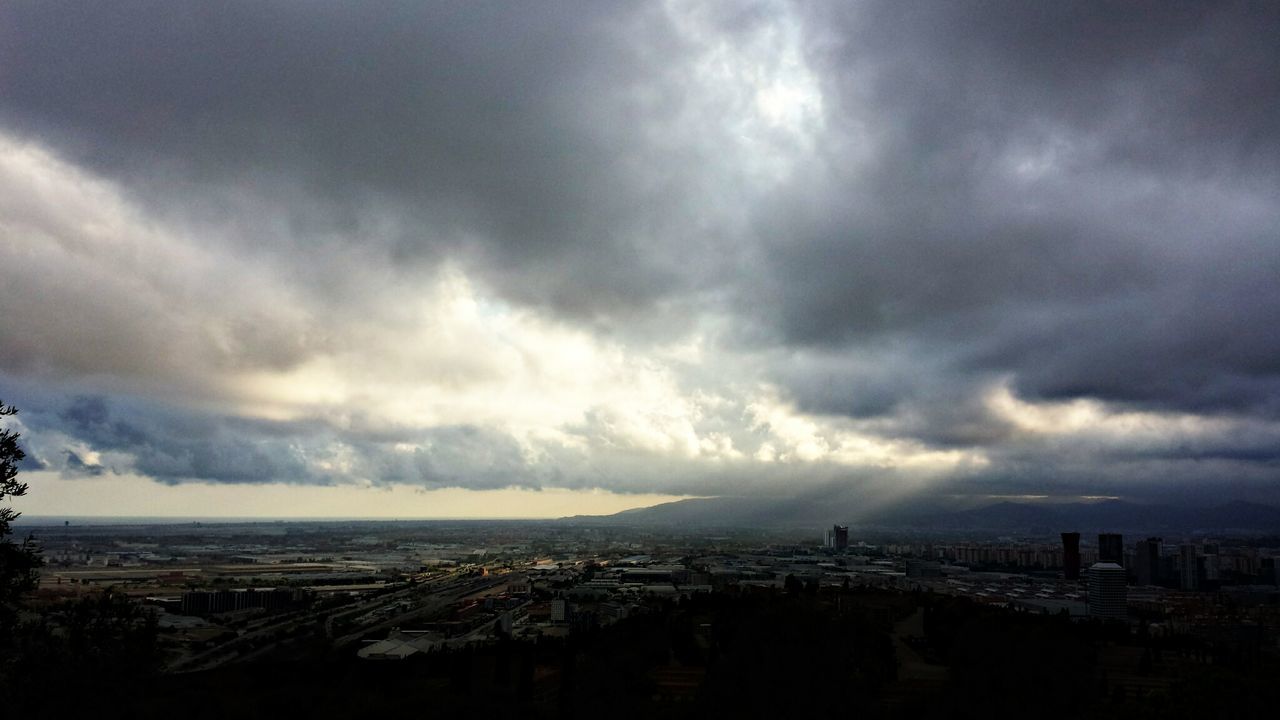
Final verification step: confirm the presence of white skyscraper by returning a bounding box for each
[1087,562,1127,620]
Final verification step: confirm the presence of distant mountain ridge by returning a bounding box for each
[565,497,1280,534]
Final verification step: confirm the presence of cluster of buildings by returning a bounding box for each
[874,527,1280,627]
[823,525,849,551]
[178,587,308,615]
[1061,532,1279,592]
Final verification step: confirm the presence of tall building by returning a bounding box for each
[1098,533,1124,565]
[1135,537,1162,586]
[1087,562,1127,620]
[1179,544,1199,591]
[1261,558,1279,587]
[1200,543,1220,583]
[1203,553,1220,583]
[1062,532,1081,581]
[832,525,849,551]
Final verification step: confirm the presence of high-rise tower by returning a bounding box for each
[1098,533,1124,565]
[1179,544,1199,591]
[1087,562,1127,620]
[832,525,849,551]
[1062,532,1081,580]
[1135,537,1162,586]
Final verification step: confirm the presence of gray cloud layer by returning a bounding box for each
[2,1,1279,505]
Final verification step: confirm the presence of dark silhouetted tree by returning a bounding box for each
[1,400,42,636]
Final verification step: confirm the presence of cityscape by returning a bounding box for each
[4,511,1278,716]
[4,1,1280,717]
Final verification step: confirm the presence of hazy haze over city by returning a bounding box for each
[3,1,1280,518]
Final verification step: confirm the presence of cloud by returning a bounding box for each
[749,1,1280,419]
[1,2,1279,507]
[62,450,105,477]
[0,1,768,328]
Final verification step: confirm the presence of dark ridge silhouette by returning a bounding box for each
[567,497,1280,534]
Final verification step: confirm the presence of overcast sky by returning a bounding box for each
[3,1,1279,517]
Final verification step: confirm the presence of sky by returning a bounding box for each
[2,1,1280,518]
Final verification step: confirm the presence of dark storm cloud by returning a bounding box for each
[0,0,727,322]
[15,440,47,472]
[62,450,105,477]
[799,1,1280,187]
[359,425,534,491]
[753,0,1280,419]
[31,394,550,490]
[51,395,316,484]
[3,1,1280,504]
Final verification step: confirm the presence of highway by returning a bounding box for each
[168,571,512,672]
[332,573,510,648]
[169,577,433,671]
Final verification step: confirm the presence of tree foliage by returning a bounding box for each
[1,400,42,635]
[1,404,162,708]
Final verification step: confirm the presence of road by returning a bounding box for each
[332,574,510,648]
[169,568,522,672]
[169,577,436,672]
